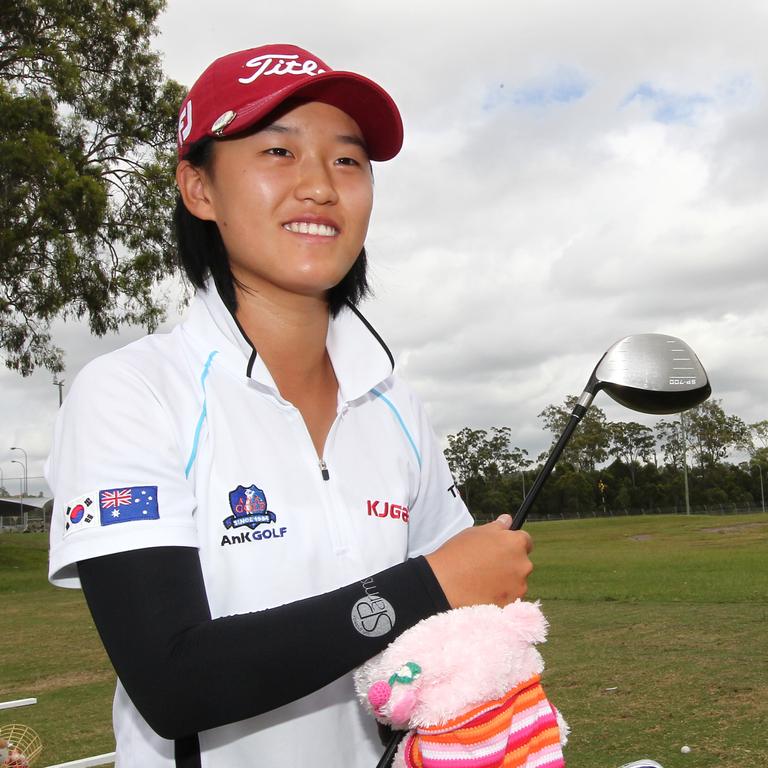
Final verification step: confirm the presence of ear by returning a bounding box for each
[176,160,217,222]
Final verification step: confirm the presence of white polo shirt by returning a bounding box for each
[47,284,472,767]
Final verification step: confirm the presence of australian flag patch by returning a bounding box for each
[225,484,276,530]
[99,486,159,526]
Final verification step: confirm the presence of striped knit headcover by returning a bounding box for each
[403,675,565,768]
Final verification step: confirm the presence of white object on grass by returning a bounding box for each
[0,698,37,710]
[616,761,665,768]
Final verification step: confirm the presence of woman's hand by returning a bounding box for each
[425,514,533,608]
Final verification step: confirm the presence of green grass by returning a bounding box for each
[1,516,767,767]
[0,534,115,765]
[527,514,768,767]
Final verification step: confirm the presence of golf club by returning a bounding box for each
[376,334,710,767]
[512,333,711,530]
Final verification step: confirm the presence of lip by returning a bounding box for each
[282,213,340,232]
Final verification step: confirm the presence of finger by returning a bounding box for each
[518,530,533,553]
[494,513,513,529]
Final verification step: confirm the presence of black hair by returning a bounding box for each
[174,136,371,316]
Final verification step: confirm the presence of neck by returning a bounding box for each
[234,284,333,395]
[233,284,339,458]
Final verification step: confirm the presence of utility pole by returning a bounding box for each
[53,378,65,407]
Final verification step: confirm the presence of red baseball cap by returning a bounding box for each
[177,44,403,162]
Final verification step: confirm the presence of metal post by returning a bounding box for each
[680,412,691,515]
[10,446,28,496]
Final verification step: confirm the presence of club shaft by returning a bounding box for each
[378,730,406,768]
[512,399,591,530]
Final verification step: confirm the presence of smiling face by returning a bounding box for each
[179,100,374,307]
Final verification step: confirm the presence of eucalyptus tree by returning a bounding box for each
[1,0,185,374]
[538,395,610,472]
[608,421,656,485]
[444,426,529,512]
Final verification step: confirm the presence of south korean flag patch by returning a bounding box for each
[63,492,99,537]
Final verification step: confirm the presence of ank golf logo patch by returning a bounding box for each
[225,484,276,529]
[221,484,286,546]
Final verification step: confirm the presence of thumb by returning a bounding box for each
[493,513,513,529]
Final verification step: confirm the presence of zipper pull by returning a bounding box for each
[319,459,330,481]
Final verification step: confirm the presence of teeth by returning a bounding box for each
[284,222,338,236]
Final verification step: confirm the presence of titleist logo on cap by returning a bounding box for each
[177,44,403,161]
[238,53,327,84]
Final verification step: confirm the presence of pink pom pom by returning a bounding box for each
[368,680,392,711]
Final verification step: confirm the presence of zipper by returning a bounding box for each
[285,397,349,553]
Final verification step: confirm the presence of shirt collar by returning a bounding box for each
[182,281,394,403]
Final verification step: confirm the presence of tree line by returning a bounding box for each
[443,398,767,521]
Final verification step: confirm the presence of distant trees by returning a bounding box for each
[444,427,530,514]
[0,0,185,375]
[444,397,762,521]
[745,420,768,467]
[608,421,656,485]
[656,400,749,470]
[749,420,768,451]
[538,396,610,471]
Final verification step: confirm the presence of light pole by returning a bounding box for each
[11,460,24,517]
[680,412,691,515]
[10,446,27,496]
[0,465,4,493]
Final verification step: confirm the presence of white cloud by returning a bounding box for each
[4,0,768,493]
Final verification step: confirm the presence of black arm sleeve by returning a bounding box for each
[77,547,449,740]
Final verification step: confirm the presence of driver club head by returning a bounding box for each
[512,332,712,530]
[588,333,711,415]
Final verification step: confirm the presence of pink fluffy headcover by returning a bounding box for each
[355,600,569,766]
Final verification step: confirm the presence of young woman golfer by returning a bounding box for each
[48,44,533,767]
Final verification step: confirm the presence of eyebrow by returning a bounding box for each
[262,123,369,152]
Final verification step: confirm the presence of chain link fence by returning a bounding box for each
[504,499,766,524]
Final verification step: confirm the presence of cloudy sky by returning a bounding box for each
[2,0,767,496]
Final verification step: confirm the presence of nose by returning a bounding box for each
[367,680,392,713]
[294,157,338,205]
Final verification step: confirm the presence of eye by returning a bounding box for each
[264,147,293,158]
[336,156,361,167]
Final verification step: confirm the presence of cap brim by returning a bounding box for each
[219,71,403,161]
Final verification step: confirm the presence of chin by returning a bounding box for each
[288,267,355,296]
